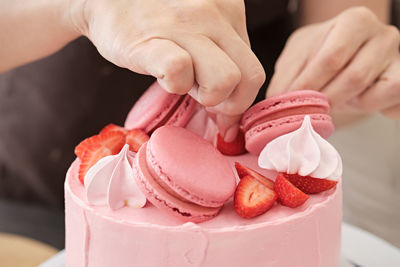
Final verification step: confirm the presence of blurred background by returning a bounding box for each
[0,0,399,266]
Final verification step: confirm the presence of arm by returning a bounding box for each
[0,0,265,139]
[0,1,79,72]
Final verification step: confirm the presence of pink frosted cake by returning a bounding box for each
[65,88,343,267]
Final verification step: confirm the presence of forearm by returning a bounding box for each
[0,0,81,73]
[298,0,391,25]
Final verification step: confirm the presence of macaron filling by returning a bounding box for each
[244,105,328,132]
[147,95,185,134]
[134,143,221,222]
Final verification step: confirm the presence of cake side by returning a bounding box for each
[65,156,342,267]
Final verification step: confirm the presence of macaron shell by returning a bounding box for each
[241,90,330,132]
[148,126,236,207]
[134,142,221,223]
[124,82,181,132]
[245,114,334,155]
[164,94,198,128]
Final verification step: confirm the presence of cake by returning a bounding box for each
[65,86,343,267]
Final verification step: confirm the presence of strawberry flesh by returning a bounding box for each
[274,173,309,208]
[99,123,125,135]
[234,162,275,189]
[284,173,338,194]
[217,130,246,156]
[78,131,126,184]
[126,129,150,152]
[234,175,278,218]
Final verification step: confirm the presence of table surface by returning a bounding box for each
[0,233,59,267]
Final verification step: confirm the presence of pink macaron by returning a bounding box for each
[241,90,335,155]
[124,82,198,134]
[133,125,236,223]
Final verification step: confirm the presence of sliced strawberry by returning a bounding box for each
[234,175,278,218]
[75,134,103,159]
[99,123,126,135]
[217,130,246,156]
[126,129,149,152]
[274,173,309,208]
[78,131,126,184]
[284,173,338,194]
[235,162,275,189]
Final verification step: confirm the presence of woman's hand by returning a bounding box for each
[267,7,400,119]
[68,0,265,118]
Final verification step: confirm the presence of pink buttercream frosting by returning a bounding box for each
[84,144,146,210]
[258,115,342,180]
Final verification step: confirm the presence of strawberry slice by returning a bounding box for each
[235,162,274,189]
[217,130,246,156]
[126,129,150,152]
[99,123,125,135]
[234,175,278,218]
[274,173,309,208]
[78,131,126,184]
[284,173,338,194]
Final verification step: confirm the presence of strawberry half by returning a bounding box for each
[126,129,150,152]
[217,130,246,156]
[78,131,126,184]
[235,162,274,189]
[274,173,309,208]
[99,123,124,135]
[234,175,278,218]
[284,173,338,194]
[99,123,149,153]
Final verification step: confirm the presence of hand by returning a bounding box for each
[267,7,400,119]
[67,0,265,118]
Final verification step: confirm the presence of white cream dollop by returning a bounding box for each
[84,144,146,210]
[258,115,342,180]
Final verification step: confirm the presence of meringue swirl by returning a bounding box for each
[84,144,146,210]
[258,115,342,181]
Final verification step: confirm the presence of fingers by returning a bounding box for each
[176,33,241,107]
[126,38,194,95]
[355,57,400,115]
[381,104,400,119]
[210,24,265,116]
[266,26,317,97]
[288,8,380,93]
[321,26,399,107]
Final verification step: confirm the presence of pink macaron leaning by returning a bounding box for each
[241,90,335,155]
[133,125,237,223]
[125,81,198,134]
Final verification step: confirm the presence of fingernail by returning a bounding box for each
[224,123,239,142]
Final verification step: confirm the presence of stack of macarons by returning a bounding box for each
[240,90,334,155]
[125,82,198,134]
[133,125,236,222]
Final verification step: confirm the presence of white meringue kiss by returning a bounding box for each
[258,115,342,181]
[84,144,146,210]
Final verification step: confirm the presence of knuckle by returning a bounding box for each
[182,0,217,18]
[321,50,346,72]
[384,25,400,47]
[345,6,376,24]
[211,68,241,93]
[348,68,366,86]
[163,52,192,78]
